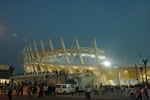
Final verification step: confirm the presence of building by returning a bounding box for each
[16,37,148,85]
[0,65,15,83]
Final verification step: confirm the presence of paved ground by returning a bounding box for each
[0,91,136,100]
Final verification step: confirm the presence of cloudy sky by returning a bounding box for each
[0,0,150,73]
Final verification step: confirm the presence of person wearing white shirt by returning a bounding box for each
[124,86,129,98]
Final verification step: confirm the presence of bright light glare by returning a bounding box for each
[103,61,110,66]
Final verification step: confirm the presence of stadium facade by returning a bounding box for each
[17,37,148,85]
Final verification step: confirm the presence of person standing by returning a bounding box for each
[85,85,92,100]
[8,78,15,100]
[135,85,142,100]
[94,85,99,95]
[2,81,7,95]
[87,85,92,100]
[79,86,84,95]
[18,81,24,96]
[39,83,44,98]
[147,86,150,100]
[84,86,88,100]
[27,81,33,99]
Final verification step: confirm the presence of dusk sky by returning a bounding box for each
[0,0,150,73]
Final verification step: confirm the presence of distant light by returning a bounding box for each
[73,66,77,69]
[103,61,110,67]
[125,70,127,72]
[114,66,118,68]
[89,67,93,70]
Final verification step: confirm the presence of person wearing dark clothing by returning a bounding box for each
[52,85,56,96]
[8,78,15,100]
[18,81,24,96]
[39,83,44,98]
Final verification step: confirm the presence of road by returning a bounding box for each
[0,91,136,100]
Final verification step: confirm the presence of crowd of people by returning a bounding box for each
[120,82,150,100]
[0,79,56,100]
[2,76,150,100]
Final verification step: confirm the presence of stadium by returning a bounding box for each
[15,37,148,86]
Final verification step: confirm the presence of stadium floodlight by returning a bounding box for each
[103,61,110,67]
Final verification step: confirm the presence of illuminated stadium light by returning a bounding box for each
[91,54,95,57]
[35,62,38,65]
[60,65,65,68]
[67,53,71,55]
[89,67,93,70]
[49,64,53,67]
[73,66,77,69]
[17,37,106,75]
[73,53,76,56]
[99,55,106,59]
[114,66,118,68]
[103,61,110,67]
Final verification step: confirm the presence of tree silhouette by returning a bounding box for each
[143,59,148,83]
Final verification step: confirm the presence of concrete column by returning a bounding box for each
[60,37,70,63]
[26,45,31,61]
[74,37,84,64]
[39,64,44,72]
[29,43,35,61]
[93,38,99,65]
[31,65,34,73]
[33,41,40,60]
[24,65,27,73]
[46,65,52,72]
[48,38,57,63]
[60,37,72,73]
[101,70,105,85]
[116,70,121,85]
[23,47,28,62]
[34,64,38,73]
[27,66,30,73]
[40,40,48,62]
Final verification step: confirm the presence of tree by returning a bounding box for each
[143,59,148,83]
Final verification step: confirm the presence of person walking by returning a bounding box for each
[79,86,84,95]
[94,85,99,95]
[8,78,15,100]
[27,81,33,99]
[52,84,56,96]
[39,83,44,98]
[135,85,142,100]
[18,81,24,96]
[2,81,7,95]
[85,85,92,100]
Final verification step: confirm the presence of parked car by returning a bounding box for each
[55,84,75,94]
